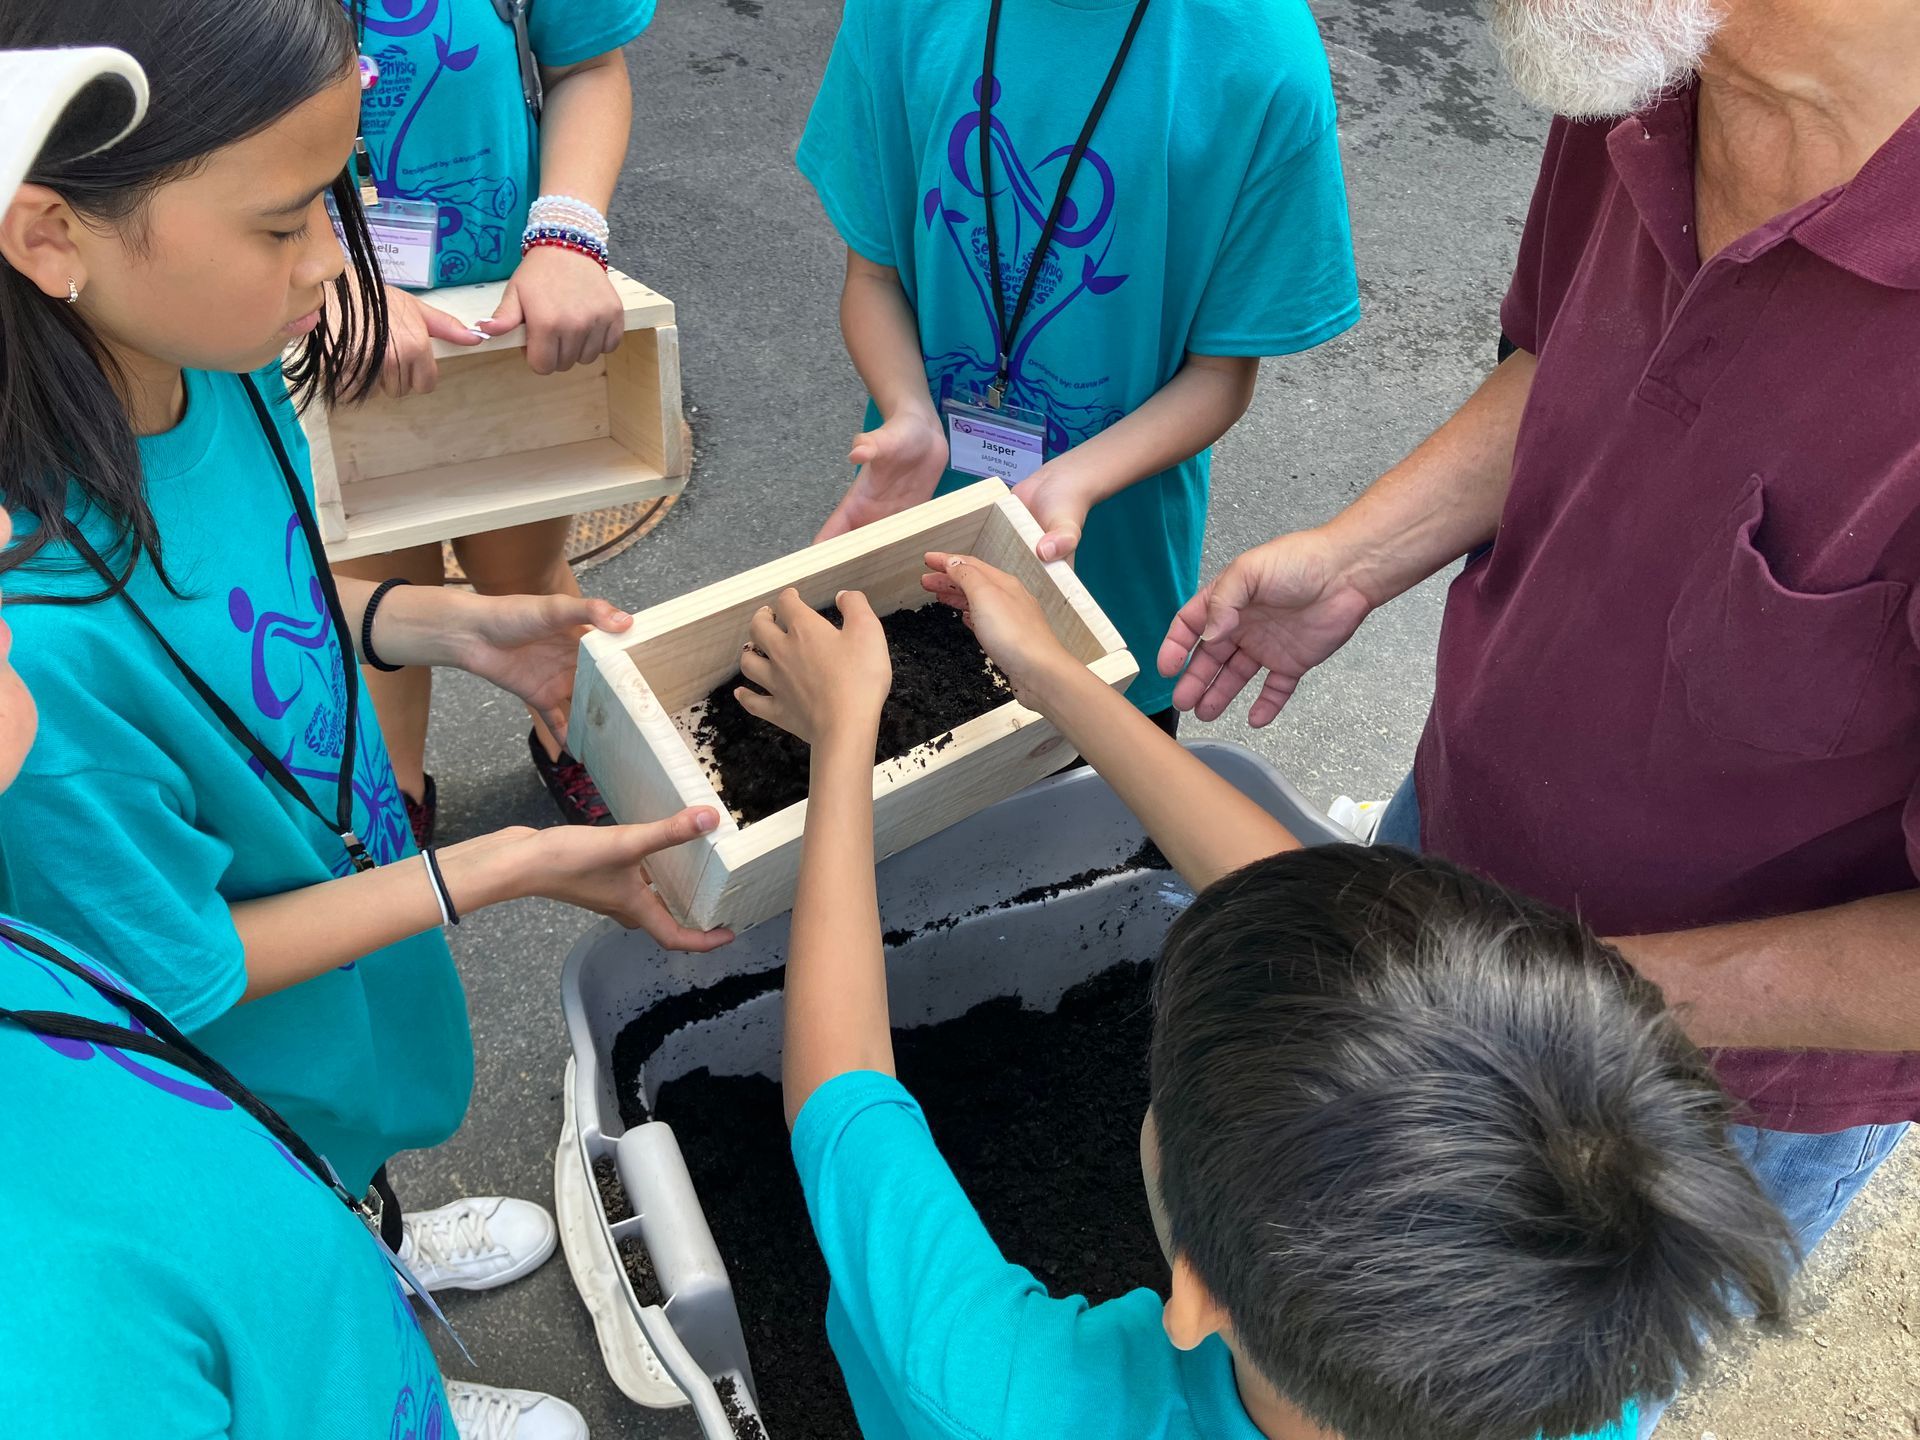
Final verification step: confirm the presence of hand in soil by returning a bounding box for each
[922,552,1077,709]
[735,589,891,746]
[698,603,1010,825]
[815,409,950,542]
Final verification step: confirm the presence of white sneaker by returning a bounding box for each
[399,1195,557,1293]
[445,1381,588,1440]
[1328,795,1389,845]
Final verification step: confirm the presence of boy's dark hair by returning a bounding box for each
[0,0,388,604]
[1150,845,1792,1440]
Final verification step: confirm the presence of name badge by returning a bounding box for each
[328,194,440,291]
[944,396,1046,485]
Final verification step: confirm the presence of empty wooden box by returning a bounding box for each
[572,479,1138,933]
[301,268,688,561]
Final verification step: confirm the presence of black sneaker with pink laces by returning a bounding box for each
[405,774,437,851]
[528,729,612,826]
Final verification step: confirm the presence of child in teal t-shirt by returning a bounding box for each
[797,0,1361,717]
[340,0,659,842]
[1,3,725,1428]
[0,917,456,1440]
[728,566,1793,1440]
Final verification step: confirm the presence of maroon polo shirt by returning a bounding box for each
[1417,90,1920,1134]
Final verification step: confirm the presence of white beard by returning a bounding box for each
[1487,0,1724,119]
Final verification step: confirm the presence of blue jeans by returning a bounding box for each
[1375,772,1910,1438]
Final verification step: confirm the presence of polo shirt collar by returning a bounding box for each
[1606,83,1920,291]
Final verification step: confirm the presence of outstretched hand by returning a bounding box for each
[512,807,735,952]
[1159,532,1375,726]
[815,411,950,542]
[453,592,633,745]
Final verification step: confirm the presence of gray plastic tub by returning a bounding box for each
[559,741,1345,1438]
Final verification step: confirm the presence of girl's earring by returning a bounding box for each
[65,278,79,305]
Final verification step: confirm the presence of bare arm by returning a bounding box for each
[717,590,897,1127]
[230,808,729,1001]
[535,50,630,216]
[1618,890,1920,1051]
[1015,352,1260,563]
[816,251,951,540]
[923,555,1298,893]
[484,49,635,370]
[1164,348,1538,724]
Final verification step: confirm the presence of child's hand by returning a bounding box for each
[1011,461,1097,564]
[481,246,624,375]
[378,285,484,397]
[815,410,950,542]
[735,589,893,746]
[921,554,1076,708]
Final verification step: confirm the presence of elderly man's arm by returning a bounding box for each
[1617,890,1920,1051]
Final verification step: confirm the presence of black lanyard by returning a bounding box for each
[71,374,375,873]
[979,0,1151,406]
[0,919,379,1231]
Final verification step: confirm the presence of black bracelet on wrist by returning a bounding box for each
[422,845,461,926]
[361,577,411,673]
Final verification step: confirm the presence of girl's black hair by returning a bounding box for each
[0,0,388,604]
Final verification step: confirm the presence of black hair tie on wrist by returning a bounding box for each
[423,845,461,926]
[361,577,411,673]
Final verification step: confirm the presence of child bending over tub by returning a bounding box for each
[728,560,1796,1440]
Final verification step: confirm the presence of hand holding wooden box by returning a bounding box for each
[299,268,689,561]
[571,480,1138,933]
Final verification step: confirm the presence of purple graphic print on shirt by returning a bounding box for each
[921,77,1127,454]
[3,925,311,1181]
[358,0,517,283]
[227,515,411,878]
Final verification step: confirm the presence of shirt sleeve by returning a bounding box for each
[793,5,897,267]
[793,1071,1091,1439]
[529,0,655,69]
[1187,106,1360,357]
[0,763,245,1032]
[1499,118,1615,357]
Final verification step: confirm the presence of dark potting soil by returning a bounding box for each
[695,603,1009,825]
[593,1155,633,1224]
[716,1377,770,1440]
[592,1156,665,1304]
[649,960,1164,1440]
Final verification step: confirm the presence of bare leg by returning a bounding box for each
[332,543,446,801]
[451,516,581,760]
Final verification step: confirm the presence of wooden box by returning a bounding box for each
[571,479,1138,933]
[301,268,688,561]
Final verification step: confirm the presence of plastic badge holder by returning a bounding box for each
[557,741,1344,1439]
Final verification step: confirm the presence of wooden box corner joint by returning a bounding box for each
[571,479,1138,933]
[298,268,690,562]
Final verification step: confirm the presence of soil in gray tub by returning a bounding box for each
[642,959,1164,1440]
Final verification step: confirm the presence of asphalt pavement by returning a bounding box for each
[391,3,1914,1436]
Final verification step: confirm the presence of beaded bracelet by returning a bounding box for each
[522,223,608,260]
[529,193,609,241]
[521,234,610,270]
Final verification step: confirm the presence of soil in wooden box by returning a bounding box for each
[640,958,1166,1440]
[695,603,1008,825]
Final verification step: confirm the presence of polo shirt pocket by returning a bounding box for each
[1666,477,1911,759]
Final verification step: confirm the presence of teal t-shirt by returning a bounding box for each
[355,0,655,286]
[796,0,1360,713]
[0,916,453,1438]
[793,1070,1640,1440]
[0,365,471,1195]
